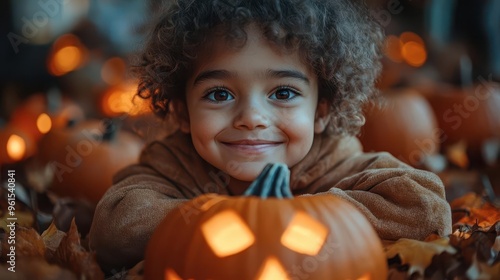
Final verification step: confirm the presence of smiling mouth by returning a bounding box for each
[221,140,283,153]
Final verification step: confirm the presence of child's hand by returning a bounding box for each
[243,163,293,198]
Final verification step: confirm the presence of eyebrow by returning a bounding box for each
[192,69,310,86]
[192,70,234,85]
[265,69,310,85]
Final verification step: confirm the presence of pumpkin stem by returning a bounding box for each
[102,119,119,142]
[244,163,293,199]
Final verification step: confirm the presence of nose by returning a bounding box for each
[233,99,270,130]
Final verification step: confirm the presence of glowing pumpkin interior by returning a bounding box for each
[145,193,388,280]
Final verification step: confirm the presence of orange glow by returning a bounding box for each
[256,256,289,280]
[399,31,424,45]
[49,46,83,76]
[53,34,81,50]
[164,269,182,280]
[281,211,328,256]
[356,273,371,280]
[200,196,226,211]
[6,134,26,161]
[48,34,88,76]
[385,32,427,67]
[101,57,127,85]
[446,141,469,169]
[101,81,150,116]
[36,113,52,134]
[401,41,427,67]
[201,210,255,257]
[384,35,403,63]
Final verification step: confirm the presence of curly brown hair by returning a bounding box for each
[133,0,384,136]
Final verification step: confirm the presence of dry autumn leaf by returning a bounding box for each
[1,226,45,260]
[385,237,457,277]
[52,219,104,280]
[0,258,77,280]
[41,221,67,260]
[451,222,500,265]
[450,192,500,228]
[457,204,500,228]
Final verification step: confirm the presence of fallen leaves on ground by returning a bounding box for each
[386,237,456,276]
[0,218,104,280]
[387,193,500,279]
[451,192,500,227]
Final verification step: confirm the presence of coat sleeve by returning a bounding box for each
[320,152,452,241]
[88,164,189,273]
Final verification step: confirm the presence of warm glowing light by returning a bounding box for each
[201,210,255,257]
[164,268,182,280]
[53,34,81,51]
[101,57,127,85]
[48,34,87,76]
[384,35,403,63]
[6,134,26,161]
[356,273,371,280]
[281,211,328,256]
[36,113,52,134]
[101,82,150,116]
[50,46,83,75]
[200,196,226,211]
[401,41,427,67]
[399,31,424,45]
[446,141,469,169]
[256,256,289,280]
[385,32,427,66]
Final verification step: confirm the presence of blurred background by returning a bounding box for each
[0,0,499,234]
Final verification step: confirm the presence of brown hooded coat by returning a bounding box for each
[89,131,452,272]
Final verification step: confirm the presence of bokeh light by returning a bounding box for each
[6,134,26,161]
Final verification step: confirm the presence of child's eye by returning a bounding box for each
[269,87,299,101]
[203,88,235,102]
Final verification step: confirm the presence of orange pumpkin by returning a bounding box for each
[358,88,440,167]
[425,82,500,150]
[144,164,387,280]
[10,92,85,141]
[0,124,36,164]
[36,119,144,203]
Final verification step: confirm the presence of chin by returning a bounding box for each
[223,161,271,182]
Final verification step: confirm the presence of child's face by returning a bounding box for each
[184,26,320,182]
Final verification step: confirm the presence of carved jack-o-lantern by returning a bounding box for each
[144,164,387,280]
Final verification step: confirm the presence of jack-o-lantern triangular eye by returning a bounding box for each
[280,211,328,256]
[255,256,290,280]
[164,268,194,280]
[201,210,255,257]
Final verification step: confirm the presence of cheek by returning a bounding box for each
[277,108,316,163]
[188,109,228,148]
[277,107,316,142]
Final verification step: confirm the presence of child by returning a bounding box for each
[89,0,452,273]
